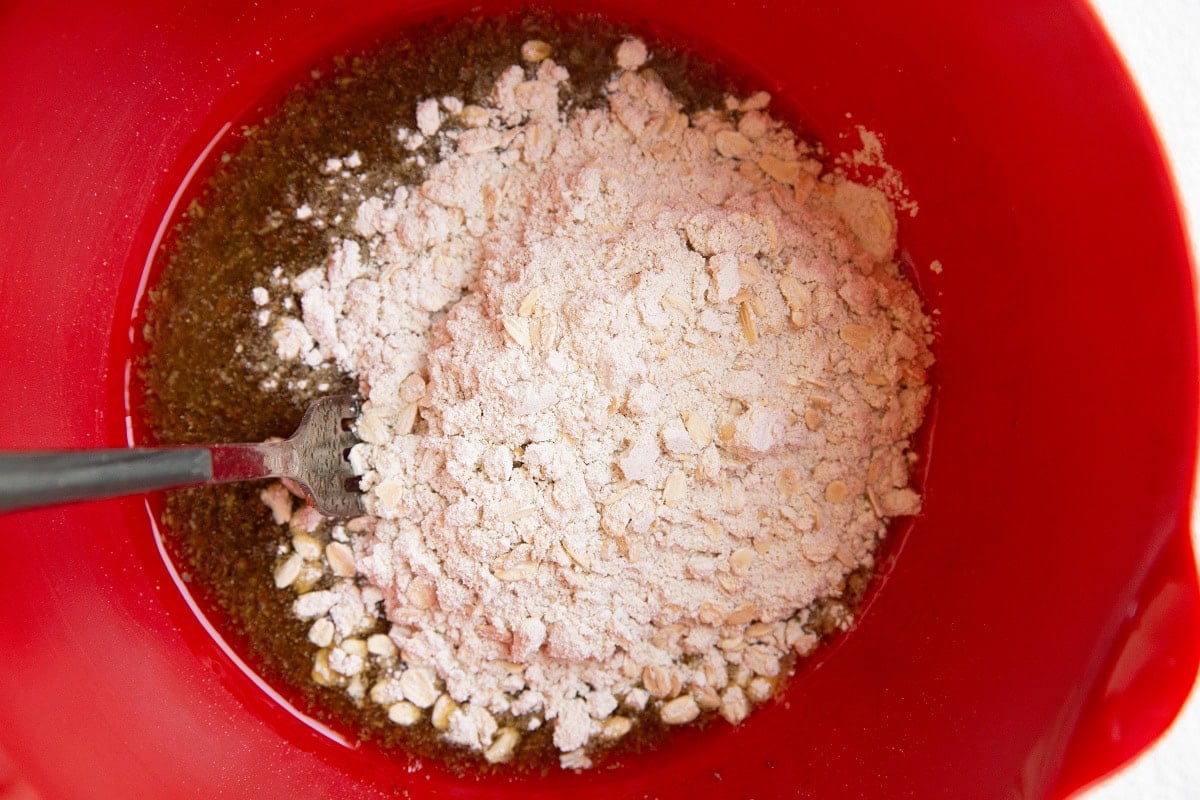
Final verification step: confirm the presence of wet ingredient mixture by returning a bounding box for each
[139,11,932,772]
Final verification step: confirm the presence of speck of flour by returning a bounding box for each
[264,38,932,768]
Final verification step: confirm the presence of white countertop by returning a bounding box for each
[1083,1,1200,797]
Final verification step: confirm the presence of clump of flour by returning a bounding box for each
[266,38,932,767]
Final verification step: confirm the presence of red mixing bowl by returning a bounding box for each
[0,1,1196,798]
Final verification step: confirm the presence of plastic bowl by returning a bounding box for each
[0,1,1196,798]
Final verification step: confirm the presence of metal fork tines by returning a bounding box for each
[210,395,365,518]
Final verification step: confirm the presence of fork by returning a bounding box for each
[0,395,365,517]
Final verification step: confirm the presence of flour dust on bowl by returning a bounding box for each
[0,1,1196,798]
[138,10,933,771]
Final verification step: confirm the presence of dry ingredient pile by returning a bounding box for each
[258,37,932,769]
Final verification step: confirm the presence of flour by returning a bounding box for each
[265,38,932,767]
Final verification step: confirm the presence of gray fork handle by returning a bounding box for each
[0,449,214,513]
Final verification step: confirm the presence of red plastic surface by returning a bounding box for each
[0,1,1196,798]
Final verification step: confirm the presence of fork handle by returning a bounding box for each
[0,449,214,513]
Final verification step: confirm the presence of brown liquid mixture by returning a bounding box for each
[138,9,861,771]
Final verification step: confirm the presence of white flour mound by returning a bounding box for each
[270,38,932,766]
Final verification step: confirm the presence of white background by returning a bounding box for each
[1083,1,1199,798]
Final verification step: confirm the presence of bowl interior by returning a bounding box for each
[0,0,1195,798]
